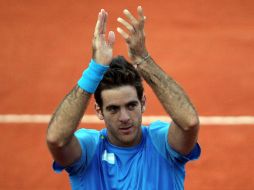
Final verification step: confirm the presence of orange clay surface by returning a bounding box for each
[0,0,254,189]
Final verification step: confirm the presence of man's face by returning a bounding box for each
[96,85,145,147]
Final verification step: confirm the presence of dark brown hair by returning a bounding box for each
[94,56,144,107]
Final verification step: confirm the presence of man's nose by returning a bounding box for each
[119,108,130,122]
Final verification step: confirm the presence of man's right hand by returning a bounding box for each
[92,9,115,65]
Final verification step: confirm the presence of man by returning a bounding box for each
[47,6,201,190]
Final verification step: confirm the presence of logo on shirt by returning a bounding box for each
[102,150,115,164]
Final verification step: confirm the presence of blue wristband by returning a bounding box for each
[78,59,109,93]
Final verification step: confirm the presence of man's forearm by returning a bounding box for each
[47,85,91,147]
[137,57,199,129]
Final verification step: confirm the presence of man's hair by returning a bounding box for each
[94,56,144,108]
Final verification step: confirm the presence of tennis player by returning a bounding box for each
[47,6,201,190]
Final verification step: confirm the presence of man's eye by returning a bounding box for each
[108,107,118,113]
[127,103,137,110]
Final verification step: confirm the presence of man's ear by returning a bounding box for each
[95,103,104,120]
[141,94,146,113]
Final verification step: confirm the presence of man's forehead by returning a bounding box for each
[101,86,139,105]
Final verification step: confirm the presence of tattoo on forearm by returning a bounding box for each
[48,85,91,143]
[138,58,198,127]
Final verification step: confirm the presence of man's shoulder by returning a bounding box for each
[75,127,101,134]
[74,128,104,141]
[147,120,171,132]
[143,120,171,146]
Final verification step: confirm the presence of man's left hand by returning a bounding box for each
[117,6,149,64]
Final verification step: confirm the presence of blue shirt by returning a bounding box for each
[53,120,201,190]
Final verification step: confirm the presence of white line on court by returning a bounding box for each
[0,114,254,125]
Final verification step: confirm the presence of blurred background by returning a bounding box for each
[0,0,253,189]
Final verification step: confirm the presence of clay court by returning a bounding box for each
[0,0,254,189]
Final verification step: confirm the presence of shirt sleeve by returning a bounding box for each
[148,120,201,164]
[52,128,100,174]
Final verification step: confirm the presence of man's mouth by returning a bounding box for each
[119,126,133,134]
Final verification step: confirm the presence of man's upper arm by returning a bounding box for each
[50,128,100,173]
[148,120,200,164]
[48,134,82,168]
[168,121,199,156]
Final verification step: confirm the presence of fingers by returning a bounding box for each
[117,27,130,42]
[117,6,146,34]
[116,16,134,42]
[102,10,108,34]
[93,6,146,47]
[123,9,138,26]
[123,6,146,25]
[94,12,101,36]
[137,6,146,29]
[94,9,108,36]
[93,9,115,48]
[108,31,115,47]
[117,17,135,33]
[95,6,145,38]
[137,6,145,21]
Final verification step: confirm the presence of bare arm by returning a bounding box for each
[46,9,115,166]
[117,6,199,155]
[47,86,90,166]
[137,57,199,155]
